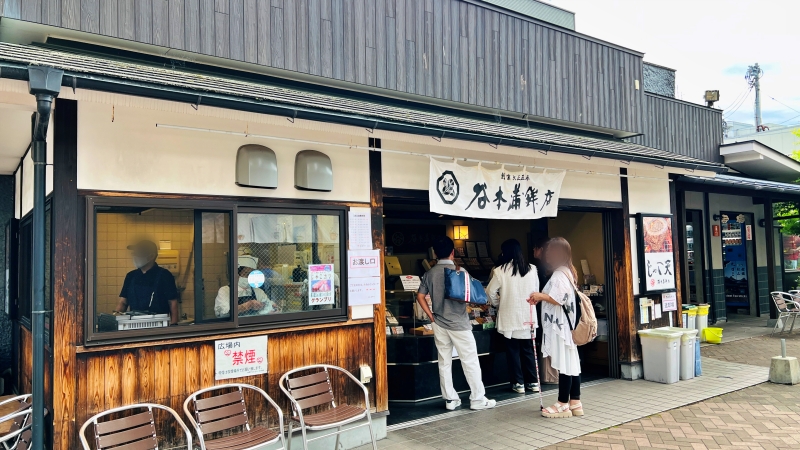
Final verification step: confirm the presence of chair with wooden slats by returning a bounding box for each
[183,383,286,450]
[0,394,33,450]
[12,431,30,450]
[78,403,192,450]
[279,364,377,450]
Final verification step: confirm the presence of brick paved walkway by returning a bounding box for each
[548,334,800,450]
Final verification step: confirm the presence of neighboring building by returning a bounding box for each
[725,120,800,156]
[0,1,783,449]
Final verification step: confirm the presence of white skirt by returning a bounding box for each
[547,333,581,376]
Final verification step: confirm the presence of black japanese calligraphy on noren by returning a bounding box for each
[493,186,507,210]
[466,182,489,210]
[525,186,538,213]
[508,184,521,211]
[543,190,555,207]
[436,170,460,205]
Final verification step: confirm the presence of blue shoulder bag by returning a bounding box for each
[444,267,488,305]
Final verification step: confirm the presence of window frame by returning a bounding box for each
[235,206,349,326]
[85,196,350,346]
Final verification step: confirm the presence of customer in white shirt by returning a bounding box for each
[485,239,540,394]
[529,237,583,418]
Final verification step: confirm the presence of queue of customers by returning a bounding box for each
[416,235,583,419]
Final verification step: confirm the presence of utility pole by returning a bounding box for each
[746,63,763,132]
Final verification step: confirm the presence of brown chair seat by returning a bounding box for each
[203,426,279,450]
[294,404,365,428]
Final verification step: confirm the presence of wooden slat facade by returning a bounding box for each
[2,0,646,136]
[631,93,724,164]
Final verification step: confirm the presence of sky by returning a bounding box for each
[549,0,800,128]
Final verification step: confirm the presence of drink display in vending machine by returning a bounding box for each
[721,214,750,308]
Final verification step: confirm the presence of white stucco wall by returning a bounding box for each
[76,101,370,202]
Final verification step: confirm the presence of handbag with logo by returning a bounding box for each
[444,267,488,305]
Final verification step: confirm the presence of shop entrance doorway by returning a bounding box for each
[684,210,707,305]
[381,191,622,427]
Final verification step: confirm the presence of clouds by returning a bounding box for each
[551,0,800,127]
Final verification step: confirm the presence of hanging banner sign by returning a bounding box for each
[429,159,566,219]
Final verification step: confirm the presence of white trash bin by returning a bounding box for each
[638,329,682,384]
[658,327,699,380]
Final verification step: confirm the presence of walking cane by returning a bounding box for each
[526,303,545,411]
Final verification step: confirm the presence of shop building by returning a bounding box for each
[0,1,733,448]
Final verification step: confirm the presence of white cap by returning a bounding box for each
[238,255,258,270]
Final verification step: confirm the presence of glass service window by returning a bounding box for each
[91,204,234,340]
[235,210,345,325]
[87,198,348,344]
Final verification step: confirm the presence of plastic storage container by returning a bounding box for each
[638,329,682,384]
[696,304,711,341]
[684,307,697,330]
[704,327,723,344]
[657,327,699,380]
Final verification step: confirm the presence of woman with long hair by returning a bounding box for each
[528,237,583,418]
[485,239,540,394]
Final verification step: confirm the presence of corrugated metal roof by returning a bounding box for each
[480,0,575,30]
[0,43,725,172]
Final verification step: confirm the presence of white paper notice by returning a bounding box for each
[348,207,373,250]
[399,275,421,292]
[653,303,662,320]
[215,335,268,380]
[661,292,678,312]
[348,277,382,306]
[348,250,381,278]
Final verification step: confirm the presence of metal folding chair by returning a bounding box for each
[79,403,192,450]
[770,292,800,335]
[184,383,286,450]
[0,394,33,450]
[280,364,377,450]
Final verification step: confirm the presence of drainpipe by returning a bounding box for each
[27,65,63,450]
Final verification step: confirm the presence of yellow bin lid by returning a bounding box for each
[686,309,698,316]
[697,304,711,314]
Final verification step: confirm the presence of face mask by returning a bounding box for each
[133,256,149,269]
[238,277,251,290]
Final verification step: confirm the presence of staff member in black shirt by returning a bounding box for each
[114,240,179,325]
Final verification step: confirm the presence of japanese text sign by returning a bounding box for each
[661,292,677,312]
[638,215,676,293]
[215,335,268,380]
[308,264,335,306]
[429,159,566,220]
[347,250,381,278]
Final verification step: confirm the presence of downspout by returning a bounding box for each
[27,65,63,450]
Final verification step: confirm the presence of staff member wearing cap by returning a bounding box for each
[214,255,277,318]
[114,240,180,325]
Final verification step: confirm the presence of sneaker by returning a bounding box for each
[511,383,525,394]
[445,399,462,411]
[526,383,540,392]
[470,398,497,410]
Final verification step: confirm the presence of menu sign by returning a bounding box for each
[637,215,676,293]
[215,336,268,380]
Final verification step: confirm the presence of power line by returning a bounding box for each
[721,86,749,111]
[778,113,800,125]
[768,95,800,115]
[723,86,752,119]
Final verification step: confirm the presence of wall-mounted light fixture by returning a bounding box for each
[454,225,469,240]
[712,214,721,222]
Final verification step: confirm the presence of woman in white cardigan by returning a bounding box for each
[485,239,540,394]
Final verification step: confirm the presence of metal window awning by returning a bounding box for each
[680,173,800,196]
[720,140,800,183]
[0,42,727,173]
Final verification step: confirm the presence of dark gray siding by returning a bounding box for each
[2,0,645,135]
[631,93,723,163]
